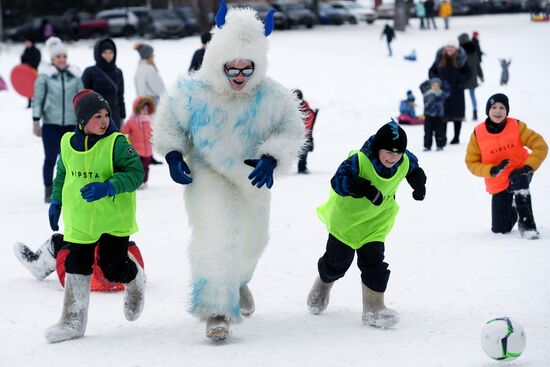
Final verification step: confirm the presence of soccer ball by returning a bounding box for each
[481,317,526,361]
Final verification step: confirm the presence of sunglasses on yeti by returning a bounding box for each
[224,65,255,78]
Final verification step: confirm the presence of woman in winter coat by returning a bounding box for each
[134,43,165,106]
[32,37,83,203]
[429,39,471,145]
[458,33,484,121]
[81,38,126,130]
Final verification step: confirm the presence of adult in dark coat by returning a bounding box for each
[81,38,126,129]
[458,33,484,121]
[428,40,471,145]
[424,0,437,29]
[21,38,42,108]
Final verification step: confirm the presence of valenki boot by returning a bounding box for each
[45,273,92,343]
[307,276,334,315]
[124,253,146,321]
[206,315,231,340]
[362,284,400,328]
[239,284,255,317]
[13,234,62,280]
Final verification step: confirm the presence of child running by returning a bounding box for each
[307,120,427,328]
[45,89,145,343]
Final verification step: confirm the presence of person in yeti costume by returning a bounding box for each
[153,1,305,341]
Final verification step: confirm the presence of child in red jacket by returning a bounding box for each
[121,96,156,188]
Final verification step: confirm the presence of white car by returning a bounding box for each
[330,1,378,24]
[96,8,142,37]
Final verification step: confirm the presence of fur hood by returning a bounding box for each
[38,63,81,78]
[197,7,268,98]
[132,96,156,115]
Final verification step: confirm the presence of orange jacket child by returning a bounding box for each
[465,93,547,239]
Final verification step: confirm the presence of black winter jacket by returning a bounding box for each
[82,38,126,128]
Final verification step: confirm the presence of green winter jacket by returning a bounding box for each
[52,133,144,204]
[32,64,83,126]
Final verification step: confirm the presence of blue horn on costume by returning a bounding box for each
[216,0,228,28]
[264,9,276,36]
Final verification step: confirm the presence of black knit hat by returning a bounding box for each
[73,89,111,129]
[100,39,115,53]
[486,93,509,116]
[372,120,407,154]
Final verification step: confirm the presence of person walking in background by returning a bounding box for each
[20,37,41,108]
[121,96,156,189]
[472,31,484,63]
[439,0,453,30]
[45,89,145,343]
[188,31,212,73]
[499,59,511,85]
[307,121,426,328]
[82,38,126,130]
[134,43,165,106]
[421,77,451,151]
[465,93,547,240]
[415,0,426,29]
[32,37,83,203]
[458,33,484,121]
[429,39,471,145]
[293,89,318,174]
[424,0,437,29]
[381,24,395,57]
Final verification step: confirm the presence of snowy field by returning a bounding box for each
[0,13,549,367]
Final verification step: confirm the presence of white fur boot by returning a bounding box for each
[239,284,255,317]
[13,235,58,280]
[362,284,400,328]
[124,254,145,321]
[307,276,334,315]
[45,273,92,343]
[206,315,231,340]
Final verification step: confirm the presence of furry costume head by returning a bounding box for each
[198,0,275,96]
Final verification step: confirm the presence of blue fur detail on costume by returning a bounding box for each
[190,278,207,314]
[189,278,242,320]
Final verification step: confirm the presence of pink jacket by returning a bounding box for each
[121,115,153,157]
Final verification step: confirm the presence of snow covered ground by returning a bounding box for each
[0,13,549,367]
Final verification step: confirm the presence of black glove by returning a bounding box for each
[406,167,427,201]
[490,159,510,177]
[347,177,383,206]
[509,166,533,191]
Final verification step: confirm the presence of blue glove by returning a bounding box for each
[49,200,61,231]
[244,155,277,189]
[80,181,115,202]
[165,151,192,185]
[509,166,533,191]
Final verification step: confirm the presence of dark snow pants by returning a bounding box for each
[41,124,75,187]
[424,116,446,149]
[491,189,537,234]
[317,234,390,292]
[62,234,137,283]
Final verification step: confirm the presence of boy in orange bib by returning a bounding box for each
[465,93,547,239]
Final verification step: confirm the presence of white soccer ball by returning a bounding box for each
[481,317,526,361]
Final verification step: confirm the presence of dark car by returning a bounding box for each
[270,1,318,28]
[233,2,289,29]
[6,16,70,42]
[63,10,109,39]
[147,9,186,38]
[173,7,200,35]
[318,2,356,24]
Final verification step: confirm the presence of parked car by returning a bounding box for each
[96,8,142,37]
[330,1,377,24]
[374,3,416,19]
[173,7,200,35]
[270,1,318,28]
[6,16,70,42]
[319,2,357,24]
[233,2,290,30]
[147,9,185,38]
[63,10,109,39]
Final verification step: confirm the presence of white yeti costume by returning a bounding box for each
[154,6,305,322]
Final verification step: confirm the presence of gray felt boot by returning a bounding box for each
[362,284,400,328]
[307,276,334,315]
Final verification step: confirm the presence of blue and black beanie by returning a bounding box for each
[372,119,407,154]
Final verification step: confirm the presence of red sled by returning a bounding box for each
[10,64,37,98]
[56,241,145,292]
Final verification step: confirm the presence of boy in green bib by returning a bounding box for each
[45,89,145,343]
[307,120,427,328]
